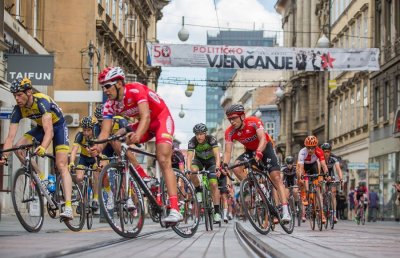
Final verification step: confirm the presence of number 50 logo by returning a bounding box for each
[153,45,171,58]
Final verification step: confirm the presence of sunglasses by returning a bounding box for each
[324,150,331,153]
[102,81,117,89]
[306,147,316,150]
[228,115,240,121]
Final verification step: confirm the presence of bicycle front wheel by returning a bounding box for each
[315,192,323,231]
[99,163,144,238]
[11,169,44,232]
[161,169,200,238]
[308,195,316,230]
[240,177,271,235]
[62,177,85,232]
[280,195,295,234]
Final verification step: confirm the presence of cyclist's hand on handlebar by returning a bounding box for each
[126,132,140,144]
[35,145,46,157]
[89,145,100,157]
[68,162,75,171]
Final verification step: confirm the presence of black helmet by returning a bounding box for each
[321,142,332,151]
[285,156,294,165]
[10,78,32,93]
[193,123,207,134]
[225,104,245,117]
[94,104,103,120]
[80,116,97,129]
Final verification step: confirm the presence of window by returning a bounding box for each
[344,95,348,132]
[376,0,382,48]
[119,0,123,30]
[33,0,38,38]
[363,11,368,47]
[374,86,380,123]
[357,18,361,48]
[350,23,355,48]
[386,0,392,43]
[265,122,275,137]
[339,100,343,133]
[356,83,361,127]
[363,80,368,124]
[105,0,110,14]
[384,81,390,120]
[351,89,355,130]
[112,0,117,22]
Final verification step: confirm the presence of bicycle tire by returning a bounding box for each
[315,191,323,231]
[85,185,93,230]
[11,168,44,232]
[62,177,85,232]
[280,195,295,234]
[361,208,365,225]
[203,187,210,231]
[160,169,200,238]
[240,177,271,235]
[207,189,214,231]
[308,194,316,230]
[329,195,335,229]
[324,193,330,230]
[98,163,144,238]
[297,200,302,227]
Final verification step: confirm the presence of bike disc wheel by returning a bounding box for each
[11,169,44,232]
[62,178,85,232]
[240,178,271,235]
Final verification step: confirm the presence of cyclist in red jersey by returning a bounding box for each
[221,104,291,222]
[90,67,182,223]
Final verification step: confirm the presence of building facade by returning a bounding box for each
[369,0,400,220]
[206,30,276,132]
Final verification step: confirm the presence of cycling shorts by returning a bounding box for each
[78,155,96,167]
[284,175,296,188]
[191,157,217,180]
[236,141,280,173]
[218,174,228,193]
[128,109,174,145]
[24,120,69,153]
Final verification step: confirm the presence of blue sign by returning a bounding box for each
[368,163,380,170]
[0,107,13,119]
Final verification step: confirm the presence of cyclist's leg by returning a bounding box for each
[331,185,338,221]
[17,128,45,178]
[190,159,202,196]
[207,163,221,220]
[233,152,252,181]
[218,175,229,220]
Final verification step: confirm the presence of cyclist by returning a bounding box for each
[69,116,100,211]
[221,104,291,222]
[354,182,368,220]
[0,78,73,220]
[297,135,329,223]
[321,142,343,223]
[281,156,299,205]
[187,123,222,222]
[90,67,182,223]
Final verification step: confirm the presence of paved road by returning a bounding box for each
[0,215,399,258]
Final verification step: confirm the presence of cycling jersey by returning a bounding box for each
[172,149,185,170]
[224,116,272,151]
[281,165,297,188]
[96,116,128,157]
[11,93,69,152]
[325,155,339,177]
[281,165,296,176]
[73,130,100,158]
[187,135,218,160]
[103,83,174,145]
[11,93,64,126]
[297,147,325,165]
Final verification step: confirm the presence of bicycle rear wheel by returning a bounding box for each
[11,169,44,232]
[323,194,330,230]
[328,195,335,229]
[62,177,85,232]
[297,201,302,227]
[315,192,323,231]
[240,178,271,235]
[160,169,200,238]
[99,163,144,238]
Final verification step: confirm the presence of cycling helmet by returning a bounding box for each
[285,156,294,165]
[10,78,32,93]
[321,142,332,151]
[98,67,125,85]
[193,123,208,134]
[94,104,104,120]
[304,135,318,147]
[80,116,97,129]
[225,104,245,118]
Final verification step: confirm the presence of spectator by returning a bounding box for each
[348,188,355,220]
[394,181,400,206]
[368,189,379,222]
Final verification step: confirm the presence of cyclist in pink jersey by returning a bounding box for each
[90,67,182,223]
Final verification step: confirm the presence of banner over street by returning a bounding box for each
[148,43,380,71]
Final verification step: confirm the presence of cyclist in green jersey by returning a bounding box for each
[187,123,222,222]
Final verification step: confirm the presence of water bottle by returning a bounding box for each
[47,175,56,193]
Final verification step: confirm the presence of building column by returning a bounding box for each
[296,0,303,47]
[310,0,319,46]
[286,94,292,155]
[303,0,311,47]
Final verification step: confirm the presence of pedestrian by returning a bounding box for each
[348,188,355,220]
[368,189,379,222]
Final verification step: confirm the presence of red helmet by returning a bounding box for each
[304,135,318,147]
[98,67,125,85]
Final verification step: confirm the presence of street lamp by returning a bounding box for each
[179,104,185,118]
[275,87,284,98]
[255,110,262,118]
[317,34,330,48]
[178,16,189,42]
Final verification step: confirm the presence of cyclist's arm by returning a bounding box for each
[187,150,194,170]
[94,118,113,153]
[223,141,233,165]
[40,113,54,150]
[1,123,19,159]
[334,162,343,180]
[297,163,305,178]
[133,101,150,141]
[69,144,80,165]
[212,146,220,168]
[255,128,267,152]
[320,160,329,174]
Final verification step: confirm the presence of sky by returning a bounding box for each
[156,0,282,147]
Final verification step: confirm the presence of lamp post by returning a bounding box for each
[179,104,185,118]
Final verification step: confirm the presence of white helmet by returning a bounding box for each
[98,67,125,85]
